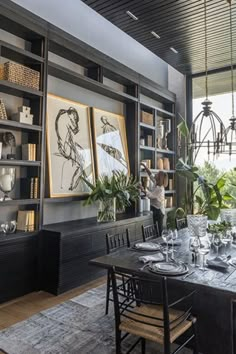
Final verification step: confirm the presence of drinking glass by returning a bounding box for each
[189,237,200,267]
[161,229,172,262]
[212,233,222,256]
[199,238,211,271]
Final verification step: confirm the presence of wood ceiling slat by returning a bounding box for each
[116,4,234,38]
[82,0,236,74]
[106,0,225,28]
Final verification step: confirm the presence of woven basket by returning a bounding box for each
[141,111,154,126]
[0,62,40,90]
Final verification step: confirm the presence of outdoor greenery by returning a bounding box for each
[168,114,236,222]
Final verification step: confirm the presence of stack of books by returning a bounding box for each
[20,177,39,199]
[22,144,37,161]
[17,210,35,232]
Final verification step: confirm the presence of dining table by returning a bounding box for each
[89,230,236,354]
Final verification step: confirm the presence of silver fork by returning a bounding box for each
[139,261,152,271]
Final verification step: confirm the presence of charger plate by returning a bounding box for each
[148,261,188,276]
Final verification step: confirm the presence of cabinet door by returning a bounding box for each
[0,236,37,303]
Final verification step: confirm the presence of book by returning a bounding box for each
[17,211,29,232]
[16,210,35,232]
[21,143,36,161]
[20,177,39,199]
[34,177,39,199]
[20,177,34,199]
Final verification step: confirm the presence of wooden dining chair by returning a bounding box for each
[111,267,198,354]
[142,222,160,242]
[105,229,130,315]
[231,299,236,354]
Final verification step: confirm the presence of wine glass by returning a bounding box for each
[189,237,200,267]
[0,167,16,201]
[221,230,233,258]
[161,229,172,262]
[171,229,178,257]
[199,238,211,272]
[212,233,222,257]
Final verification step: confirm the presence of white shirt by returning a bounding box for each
[145,175,165,215]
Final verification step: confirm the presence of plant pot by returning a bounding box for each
[97,198,116,222]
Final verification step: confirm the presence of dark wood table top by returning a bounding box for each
[90,231,236,296]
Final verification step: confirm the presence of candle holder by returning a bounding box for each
[0,167,16,201]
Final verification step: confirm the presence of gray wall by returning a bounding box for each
[10,0,168,88]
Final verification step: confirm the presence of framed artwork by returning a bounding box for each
[47,94,95,197]
[92,108,130,176]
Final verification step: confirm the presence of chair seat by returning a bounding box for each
[119,304,193,344]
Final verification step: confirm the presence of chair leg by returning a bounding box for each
[105,271,110,315]
[141,338,146,354]
[116,330,122,354]
[192,319,199,354]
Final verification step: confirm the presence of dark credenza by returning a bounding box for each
[0,232,38,303]
[40,213,153,295]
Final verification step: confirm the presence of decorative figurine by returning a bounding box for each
[2,132,16,159]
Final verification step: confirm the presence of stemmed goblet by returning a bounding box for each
[161,229,172,262]
[189,237,200,267]
[199,238,211,272]
[212,233,222,257]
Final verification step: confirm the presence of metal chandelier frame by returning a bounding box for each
[189,0,227,161]
[223,0,236,157]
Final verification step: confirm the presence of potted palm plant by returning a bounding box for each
[82,171,139,222]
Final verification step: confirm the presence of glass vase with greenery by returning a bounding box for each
[81,171,139,222]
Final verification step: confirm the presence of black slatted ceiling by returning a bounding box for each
[82,0,236,76]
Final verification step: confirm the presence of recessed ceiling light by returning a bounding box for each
[126,11,138,21]
[151,31,160,39]
[170,47,178,54]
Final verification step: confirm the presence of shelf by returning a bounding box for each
[44,195,88,203]
[156,148,175,155]
[140,122,156,131]
[0,40,44,64]
[0,160,41,167]
[48,61,138,104]
[0,80,43,99]
[0,119,42,132]
[165,190,176,195]
[140,145,155,152]
[140,101,175,118]
[0,230,38,242]
[140,170,175,176]
[0,199,40,206]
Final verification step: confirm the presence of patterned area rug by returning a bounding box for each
[0,284,191,354]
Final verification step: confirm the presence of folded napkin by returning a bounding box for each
[161,240,182,246]
[206,257,229,270]
[134,242,161,251]
[138,252,164,264]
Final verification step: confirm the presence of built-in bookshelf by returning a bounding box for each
[0,0,177,303]
[139,91,176,210]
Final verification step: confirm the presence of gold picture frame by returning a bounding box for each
[92,108,130,177]
[47,94,95,197]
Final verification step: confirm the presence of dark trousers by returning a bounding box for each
[151,206,164,235]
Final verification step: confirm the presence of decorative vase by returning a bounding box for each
[187,215,208,238]
[97,198,116,222]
